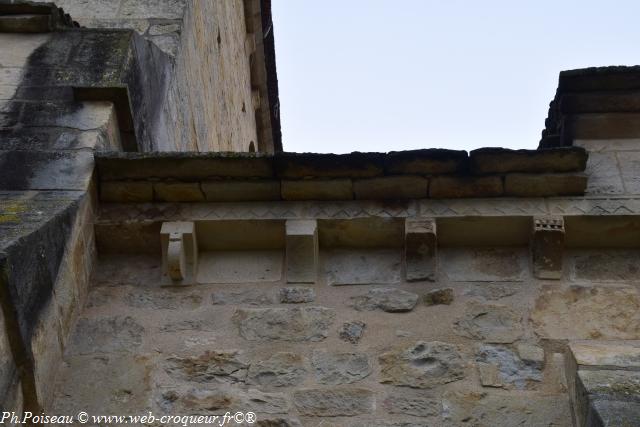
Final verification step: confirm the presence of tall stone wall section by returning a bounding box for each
[48,0,260,152]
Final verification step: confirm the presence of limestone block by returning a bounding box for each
[617,150,640,194]
[429,175,503,198]
[154,182,205,202]
[165,350,249,383]
[404,218,436,281]
[247,352,307,387]
[232,307,335,341]
[381,392,441,417]
[504,173,587,197]
[279,286,315,303]
[379,341,465,388]
[559,68,640,92]
[197,250,282,284]
[161,221,197,285]
[385,148,468,174]
[281,179,353,200]
[353,175,428,200]
[454,302,523,343]
[292,387,375,416]
[531,216,565,279]
[569,341,640,370]
[424,288,454,305]
[274,152,384,178]
[338,321,366,344]
[470,147,587,174]
[201,180,280,201]
[311,350,372,385]
[531,285,640,340]
[100,181,153,202]
[350,288,418,312]
[476,344,542,389]
[285,219,318,283]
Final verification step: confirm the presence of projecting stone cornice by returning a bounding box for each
[95,147,589,202]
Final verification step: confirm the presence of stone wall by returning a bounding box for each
[46,0,270,152]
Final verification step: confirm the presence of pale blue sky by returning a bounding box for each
[271,0,640,153]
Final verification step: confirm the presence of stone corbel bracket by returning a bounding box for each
[404,218,437,282]
[161,221,198,285]
[531,215,565,279]
[285,219,318,283]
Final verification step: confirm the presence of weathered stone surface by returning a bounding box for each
[201,180,280,201]
[470,147,588,174]
[311,350,371,385]
[442,391,571,426]
[97,153,275,180]
[504,173,587,197]
[385,148,468,175]
[516,343,545,367]
[463,283,520,300]
[274,152,384,178]
[325,249,402,285]
[404,218,436,282]
[153,182,205,202]
[279,286,315,303]
[429,175,503,198]
[285,219,318,283]
[454,302,523,343]
[350,288,418,312]
[382,392,441,417]
[165,350,249,383]
[589,400,640,427]
[255,419,302,427]
[531,216,565,279]
[571,250,640,282]
[569,341,640,369]
[52,354,152,414]
[423,288,454,305]
[247,352,307,387]
[100,180,153,202]
[211,289,275,306]
[281,179,353,200]
[379,341,465,388]
[578,369,640,402]
[159,387,289,414]
[353,176,428,200]
[70,316,144,355]
[531,285,640,340]
[477,361,503,387]
[125,289,203,309]
[476,345,542,389]
[339,321,366,344]
[292,387,375,416]
[232,307,335,341]
[442,248,527,282]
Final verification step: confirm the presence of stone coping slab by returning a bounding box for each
[95,148,588,202]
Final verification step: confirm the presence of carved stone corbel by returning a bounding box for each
[161,221,198,285]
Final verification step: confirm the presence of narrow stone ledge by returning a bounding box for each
[353,175,428,200]
[96,152,275,180]
[470,147,587,174]
[559,66,640,92]
[504,173,587,197]
[153,182,205,202]
[281,179,353,201]
[274,152,384,179]
[385,149,468,175]
[201,180,280,202]
[0,14,51,33]
[100,181,153,202]
[429,175,503,198]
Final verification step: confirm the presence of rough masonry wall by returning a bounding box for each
[47,0,259,152]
